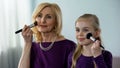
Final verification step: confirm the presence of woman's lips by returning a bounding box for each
[37,25,47,28]
[40,25,47,27]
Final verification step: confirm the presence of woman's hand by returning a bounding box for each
[91,40,102,57]
[22,25,33,44]
[18,25,33,68]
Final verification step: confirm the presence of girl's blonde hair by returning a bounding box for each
[71,14,103,68]
[31,2,63,42]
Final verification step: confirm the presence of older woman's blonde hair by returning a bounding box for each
[32,2,63,42]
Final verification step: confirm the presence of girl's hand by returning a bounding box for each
[91,40,102,57]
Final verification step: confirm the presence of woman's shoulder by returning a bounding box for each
[31,42,40,49]
[55,39,76,47]
[57,36,75,43]
[32,41,38,46]
[56,36,76,45]
[55,37,76,51]
[64,39,76,44]
[61,39,76,47]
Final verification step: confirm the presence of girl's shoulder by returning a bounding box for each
[102,50,112,58]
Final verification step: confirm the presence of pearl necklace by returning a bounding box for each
[39,36,57,51]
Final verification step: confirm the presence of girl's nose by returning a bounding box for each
[79,31,84,36]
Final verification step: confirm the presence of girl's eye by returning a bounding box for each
[76,28,80,32]
[83,29,89,32]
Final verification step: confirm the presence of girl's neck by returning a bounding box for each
[82,44,93,56]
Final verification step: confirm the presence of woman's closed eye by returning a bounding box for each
[37,14,42,18]
[46,15,52,19]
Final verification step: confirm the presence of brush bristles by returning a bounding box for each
[86,33,92,39]
[34,21,38,26]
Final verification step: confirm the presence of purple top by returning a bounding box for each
[68,50,112,68]
[30,39,76,68]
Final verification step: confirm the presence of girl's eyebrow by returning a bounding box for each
[83,27,90,29]
[75,26,90,29]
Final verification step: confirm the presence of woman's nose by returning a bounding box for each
[41,17,46,24]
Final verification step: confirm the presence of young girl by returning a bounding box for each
[68,14,112,68]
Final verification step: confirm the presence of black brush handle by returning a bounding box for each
[15,29,22,34]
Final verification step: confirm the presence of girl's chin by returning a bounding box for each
[78,42,91,46]
[78,42,85,45]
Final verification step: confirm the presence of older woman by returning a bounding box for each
[18,2,76,68]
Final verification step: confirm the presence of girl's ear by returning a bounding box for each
[95,29,101,38]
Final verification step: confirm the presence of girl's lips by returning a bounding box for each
[79,38,85,41]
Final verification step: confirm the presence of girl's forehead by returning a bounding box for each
[76,20,92,26]
[75,21,94,29]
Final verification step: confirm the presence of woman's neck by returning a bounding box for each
[41,32,57,42]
